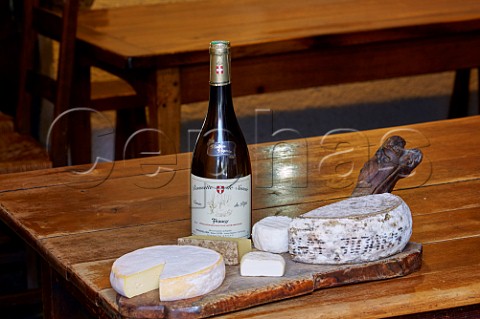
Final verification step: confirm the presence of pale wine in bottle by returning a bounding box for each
[190,41,252,238]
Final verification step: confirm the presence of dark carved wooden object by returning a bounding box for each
[352,136,423,197]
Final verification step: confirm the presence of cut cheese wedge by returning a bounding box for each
[110,245,225,301]
[289,193,412,264]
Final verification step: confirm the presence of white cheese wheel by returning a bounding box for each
[110,245,225,301]
[289,193,412,264]
[240,251,286,277]
[252,216,293,253]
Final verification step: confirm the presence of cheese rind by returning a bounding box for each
[110,257,165,298]
[110,245,225,300]
[252,216,293,253]
[240,251,286,277]
[177,235,251,265]
[160,249,225,301]
[289,193,412,264]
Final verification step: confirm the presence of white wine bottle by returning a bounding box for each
[190,41,252,238]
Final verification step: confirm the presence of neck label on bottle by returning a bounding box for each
[191,174,251,238]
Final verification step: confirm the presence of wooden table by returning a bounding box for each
[75,0,480,154]
[1,116,480,318]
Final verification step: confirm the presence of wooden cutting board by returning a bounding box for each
[116,242,422,319]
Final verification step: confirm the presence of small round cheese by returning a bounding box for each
[110,245,225,301]
[252,216,293,253]
[289,193,412,264]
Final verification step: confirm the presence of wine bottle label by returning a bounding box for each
[191,174,251,238]
[207,141,236,157]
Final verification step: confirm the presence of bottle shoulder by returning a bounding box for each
[192,84,251,178]
[191,136,251,178]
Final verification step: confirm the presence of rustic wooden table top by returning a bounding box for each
[1,116,479,318]
[76,0,480,69]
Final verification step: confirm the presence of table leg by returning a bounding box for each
[448,68,471,118]
[70,63,93,165]
[26,245,39,289]
[145,68,182,155]
[115,107,148,160]
[477,68,480,115]
[41,261,93,319]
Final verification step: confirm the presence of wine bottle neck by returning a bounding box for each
[206,41,236,127]
[210,40,231,86]
[208,84,233,115]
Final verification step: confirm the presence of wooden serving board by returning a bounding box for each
[115,242,422,319]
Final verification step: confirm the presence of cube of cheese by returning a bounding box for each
[240,251,286,277]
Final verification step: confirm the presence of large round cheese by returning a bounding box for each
[289,193,412,264]
[110,245,225,301]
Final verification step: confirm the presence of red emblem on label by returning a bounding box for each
[216,186,225,194]
[216,65,224,74]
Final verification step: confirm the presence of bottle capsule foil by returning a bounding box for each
[210,40,231,86]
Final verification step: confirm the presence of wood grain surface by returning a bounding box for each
[0,116,479,318]
[77,0,480,67]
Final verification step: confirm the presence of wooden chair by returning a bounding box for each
[13,0,145,167]
[0,0,80,174]
[0,112,14,134]
[0,0,144,314]
[0,0,62,173]
[0,0,78,314]
[69,2,147,164]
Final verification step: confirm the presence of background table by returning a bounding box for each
[75,0,480,154]
[0,116,480,318]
